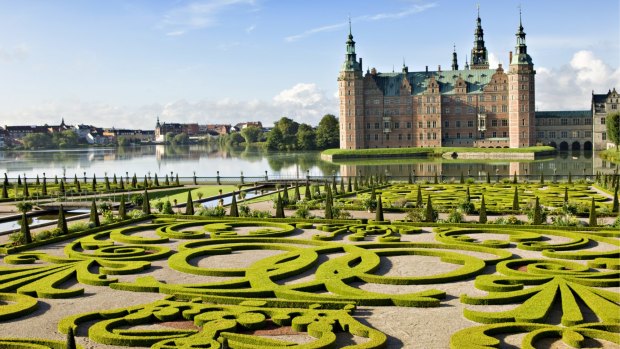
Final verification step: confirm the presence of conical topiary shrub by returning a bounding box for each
[1,182,7,199]
[305,181,312,200]
[66,326,77,349]
[23,180,29,197]
[513,171,517,184]
[142,189,151,214]
[460,172,464,184]
[324,188,333,220]
[425,195,435,222]
[229,194,239,217]
[275,193,285,218]
[90,200,100,227]
[92,175,97,192]
[154,174,159,186]
[20,212,32,244]
[185,190,194,215]
[294,183,301,202]
[416,186,423,208]
[175,174,180,186]
[479,194,487,224]
[57,204,68,235]
[59,180,65,194]
[512,186,520,211]
[532,197,542,225]
[118,195,127,220]
[588,197,597,227]
[42,176,47,196]
[563,187,569,208]
[612,185,619,214]
[375,195,384,222]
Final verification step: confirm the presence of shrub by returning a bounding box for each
[238,204,251,217]
[129,194,143,206]
[493,215,524,225]
[128,209,147,219]
[406,208,426,222]
[250,209,271,218]
[294,203,312,219]
[161,201,174,215]
[551,214,581,227]
[362,197,377,212]
[153,201,164,213]
[196,206,226,217]
[446,208,464,223]
[459,200,475,215]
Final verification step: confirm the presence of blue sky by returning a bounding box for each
[0,0,618,128]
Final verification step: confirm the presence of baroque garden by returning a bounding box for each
[0,171,618,348]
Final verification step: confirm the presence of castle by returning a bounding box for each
[338,10,536,149]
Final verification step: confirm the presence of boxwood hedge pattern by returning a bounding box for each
[349,183,614,213]
[0,216,618,347]
[59,297,387,348]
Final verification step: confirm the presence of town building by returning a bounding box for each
[103,128,155,144]
[592,88,619,150]
[155,117,232,142]
[338,11,536,149]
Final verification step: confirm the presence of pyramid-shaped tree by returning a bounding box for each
[185,190,194,215]
[57,204,68,235]
[90,200,100,227]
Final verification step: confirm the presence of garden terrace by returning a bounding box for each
[0,212,617,348]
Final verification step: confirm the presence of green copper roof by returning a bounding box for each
[373,68,499,96]
[535,110,591,118]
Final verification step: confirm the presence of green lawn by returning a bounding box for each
[149,185,236,204]
[322,146,556,159]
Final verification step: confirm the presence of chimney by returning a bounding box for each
[438,65,441,72]
[509,51,513,63]
[425,66,428,73]
[359,58,362,70]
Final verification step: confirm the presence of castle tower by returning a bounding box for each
[338,20,364,149]
[451,45,459,71]
[508,10,536,148]
[470,6,489,69]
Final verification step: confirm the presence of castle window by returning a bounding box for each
[561,131,568,138]
[426,97,430,103]
[491,120,497,127]
[419,133,423,140]
[384,122,390,129]
[419,122,423,128]
[479,106,485,112]
[406,122,412,128]
[572,131,579,138]
[467,96,473,102]
[394,122,400,129]
[444,121,449,128]
[427,121,431,128]
[468,120,474,127]
[432,133,437,140]
[445,107,450,113]
[493,86,497,91]
[585,131,592,137]
[375,123,380,129]
[572,119,580,125]
[375,134,379,140]
[366,134,370,140]
[549,131,556,138]
[522,119,525,126]
[407,134,412,140]
[538,131,544,138]
[503,131,507,137]
[493,131,497,138]
[426,106,431,114]
[502,119,508,126]
[502,105,508,112]
[469,132,473,138]
[601,117,606,124]
[480,132,485,139]
[432,106,436,114]
[398,134,402,140]
[348,123,351,130]
[455,107,462,114]
[386,134,389,140]
[456,133,461,139]
[468,107,475,113]
[456,120,461,127]
[502,95,507,101]
[432,121,437,128]
[584,118,592,125]
[479,95,485,102]
[427,133,431,140]
[561,119,568,126]
[602,132,607,140]
[613,104,617,109]
[492,106,497,113]
[455,97,461,103]
[366,123,370,129]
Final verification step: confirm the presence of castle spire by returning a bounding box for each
[511,6,533,65]
[451,44,459,70]
[342,18,362,72]
[470,5,489,69]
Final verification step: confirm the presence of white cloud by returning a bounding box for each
[0,44,30,63]
[245,25,256,33]
[536,50,620,111]
[285,2,436,42]
[0,83,338,129]
[488,52,500,69]
[160,0,257,36]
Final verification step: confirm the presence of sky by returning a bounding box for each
[0,0,618,129]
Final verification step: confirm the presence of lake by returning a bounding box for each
[0,145,617,180]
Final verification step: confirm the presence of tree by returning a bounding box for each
[612,185,619,214]
[532,197,542,225]
[460,172,464,184]
[479,195,487,224]
[275,193,285,218]
[23,180,29,197]
[315,114,339,149]
[52,130,79,148]
[92,175,97,192]
[240,126,263,144]
[1,182,7,199]
[42,176,47,196]
[154,174,159,187]
[20,212,32,244]
[185,190,194,215]
[22,133,53,149]
[229,194,239,217]
[66,326,77,349]
[588,197,597,227]
[265,127,285,150]
[276,117,299,139]
[563,187,569,207]
[57,204,68,235]
[59,180,65,194]
[294,183,301,202]
[605,111,620,149]
[296,123,316,150]
[142,190,151,214]
[119,195,127,220]
[375,195,384,221]
[90,200,100,227]
[540,172,544,185]
[512,186,520,211]
[304,181,312,200]
[416,186,423,207]
[425,195,435,222]
[171,133,189,145]
[324,189,333,219]
[513,172,517,184]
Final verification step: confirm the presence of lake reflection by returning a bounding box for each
[0,145,616,179]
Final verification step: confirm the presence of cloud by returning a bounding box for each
[160,0,257,36]
[0,44,30,63]
[536,50,620,111]
[245,24,256,33]
[488,52,500,69]
[285,2,436,42]
[0,83,338,129]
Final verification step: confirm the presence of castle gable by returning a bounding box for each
[373,68,499,96]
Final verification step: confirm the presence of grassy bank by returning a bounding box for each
[322,146,556,161]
